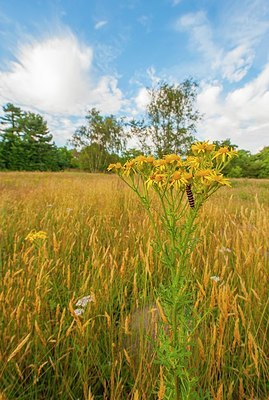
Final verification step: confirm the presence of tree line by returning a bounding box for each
[0,103,73,171]
[0,81,268,177]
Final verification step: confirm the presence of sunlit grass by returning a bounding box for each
[0,172,268,399]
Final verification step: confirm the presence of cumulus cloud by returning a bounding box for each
[0,29,124,116]
[44,114,85,147]
[196,63,269,153]
[0,29,126,145]
[0,26,162,146]
[134,87,150,111]
[0,34,91,114]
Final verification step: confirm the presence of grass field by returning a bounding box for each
[0,172,268,399]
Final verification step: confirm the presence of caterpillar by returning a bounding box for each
[186,184,195,208]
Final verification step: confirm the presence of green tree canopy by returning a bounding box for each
[0,103,24,134]
[22,111,56,170]
[71,108,128,154]
[135,80,200,157]
[0,103,74,171]
[0,103,26,169]
[252,146,269,178]
[78,143,120,172]
[71,108,128,171]
[220,145,269,179]
[213,138,238,150]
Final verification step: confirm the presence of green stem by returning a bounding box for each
[175,375,180,400]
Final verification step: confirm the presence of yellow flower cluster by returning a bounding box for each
[108,141,237,192]
[25,230,48,243]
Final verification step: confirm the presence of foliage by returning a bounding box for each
[78,143,121,172]
[0,103,25,170]
[71,108,129,172]
[108,141,237,399]
[1,100,268,176]
[213,140,269,178]
[133,80,200,157]
[251,146,269,178]
[0,103,75,171]
[55,147,76,170]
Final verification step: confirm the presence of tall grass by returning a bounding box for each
[0,172,268,399]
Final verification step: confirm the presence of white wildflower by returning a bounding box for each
[219,247,232,253]
[210,276,221,282]
[66,208,73,213]
[75,295,94,308]
[74,308,84,316]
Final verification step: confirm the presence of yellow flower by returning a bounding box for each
[107,162,122,171]
[170,170,190,188]
[154,174,165,183]
[176,159,184,167]
[212,147,237,163]
[191,141,216,154]
[205,171,231,186]
[122,160,136,176]
[171,171,183,180]
[133,155,148,164]
[182,171,193,181]
[124,160,136,169]
[25,230,47,243]
[146,173,166,188]
[145,156,155,163]
[164,154,182,164]
[185,156,200,169]
[194,169,213,185]
[153,159,167,168]
[195,169,212,177]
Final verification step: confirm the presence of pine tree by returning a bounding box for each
[0,103,25,169]
[22,112,55,170]
[0,104,58,171]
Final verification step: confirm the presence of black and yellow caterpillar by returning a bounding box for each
[186,184,195,208]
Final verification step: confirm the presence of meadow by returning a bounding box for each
[0,171,268,400]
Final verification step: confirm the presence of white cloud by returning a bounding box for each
[89,75,125,113]
[219,45,255,82]
[196,63,269,153]
[44,114,85,147]
[175,4,269,83]
[134,87,150,111]
[175,11,220,64]
[177,10,206,28]
[0,29,126,145]
[0,29,124,116]
[221,0,269,46]
[127,67,163,116]
[94,20,108,30]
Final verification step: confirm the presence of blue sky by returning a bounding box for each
[0,0,269,152]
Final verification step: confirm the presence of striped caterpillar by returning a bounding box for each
[186,184,195,208]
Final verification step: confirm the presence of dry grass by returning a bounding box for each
[0,172,268,399]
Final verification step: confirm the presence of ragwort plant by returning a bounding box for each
[108,141,237,399]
